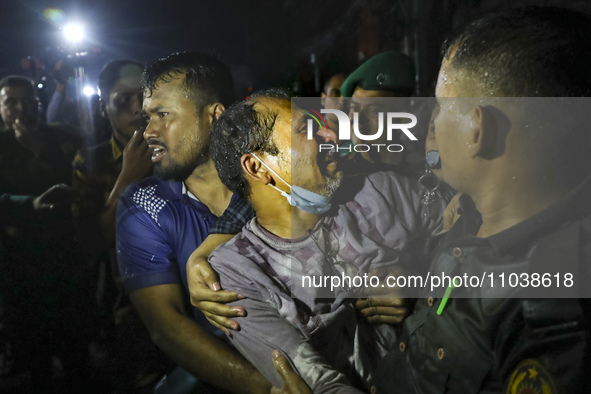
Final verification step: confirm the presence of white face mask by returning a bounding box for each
[251,153,333,215]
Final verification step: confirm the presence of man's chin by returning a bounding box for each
[324,171,344,197]
[153,163,189,182]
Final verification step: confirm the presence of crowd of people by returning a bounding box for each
[1,5,591,394]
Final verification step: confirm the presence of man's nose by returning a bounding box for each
[143,119,159,141]
[316,126,338,143]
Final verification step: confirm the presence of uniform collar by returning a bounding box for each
[450,174,591,255]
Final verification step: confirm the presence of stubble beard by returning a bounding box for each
[154,138,211,182]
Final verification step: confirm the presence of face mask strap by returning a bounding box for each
[250,152,292,192]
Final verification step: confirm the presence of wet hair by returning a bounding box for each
[0,75,36,97]
[443,6,591,188]
[443,6,591,97]
[211,88,291,197]
[142,51,234,112]
[97,59,143,101]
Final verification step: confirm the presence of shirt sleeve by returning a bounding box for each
[209,195,255,235]
[116,185,181,293]
[46,90,65,124]
[210,248,364,394]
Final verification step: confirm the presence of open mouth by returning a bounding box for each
[150,146,166,163]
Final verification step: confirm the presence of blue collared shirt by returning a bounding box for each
[117,176,225,294]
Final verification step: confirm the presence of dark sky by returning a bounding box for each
[0,0,357,90]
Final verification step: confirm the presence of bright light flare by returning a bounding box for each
[83,86,95,97]
[63,24,84,43]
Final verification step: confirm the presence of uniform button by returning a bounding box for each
[437,347,445,360]
[370,385,377,394]
[451,247,463,258]
[399,342,406,352]
[427,297,434,307]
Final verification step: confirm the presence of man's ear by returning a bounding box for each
[320,93,326,107]
[205,103,226,123]
[241,153,273,185]
[99,98,108,119]
[467,105,497,159]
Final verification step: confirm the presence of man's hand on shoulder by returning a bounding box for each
[187,233,247,335]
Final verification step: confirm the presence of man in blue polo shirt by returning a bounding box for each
[116,52,270,393]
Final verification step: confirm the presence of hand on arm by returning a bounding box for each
[355,265,409,325]
[213,253,364,393]
[130,284,271,394]
[187,233,246,335]
[354,297,408,325]
[270,350,312,394]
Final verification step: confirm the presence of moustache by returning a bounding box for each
[318,143,343,164]
[148,139,168,150]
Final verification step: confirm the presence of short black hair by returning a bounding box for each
[323,73,347,94]
[97,59,143,101]
[142,51,234,112]
[211,88,291,197]
[0,75,36,97]
[443,6,591,97]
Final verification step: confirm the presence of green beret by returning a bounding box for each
[341,51,415,97]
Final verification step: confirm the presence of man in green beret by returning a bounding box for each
[340,51,415,99]
[340,52,421,175]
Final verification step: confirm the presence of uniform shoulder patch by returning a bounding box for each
[506,359,560,394]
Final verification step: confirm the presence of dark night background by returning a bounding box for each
[1,0,590,104]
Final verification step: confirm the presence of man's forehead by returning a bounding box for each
[352,87,392,98]
[0,86,34,97]
[435,59,460,98]
[144,73,186,99]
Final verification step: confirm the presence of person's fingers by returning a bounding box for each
[205,314,233,336]
[272,350,295,381]
[355,297,404,310]
[190,289,244,306]
[197,262,222,291]
[131,129,145,146]
[193,300,246,317]
[364,314,407,325]
[202,310,242,331]
[357,306,407,318]
[271,350,311,394]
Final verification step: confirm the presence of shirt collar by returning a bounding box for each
[182,182,201,202]
[110,136,124,161]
